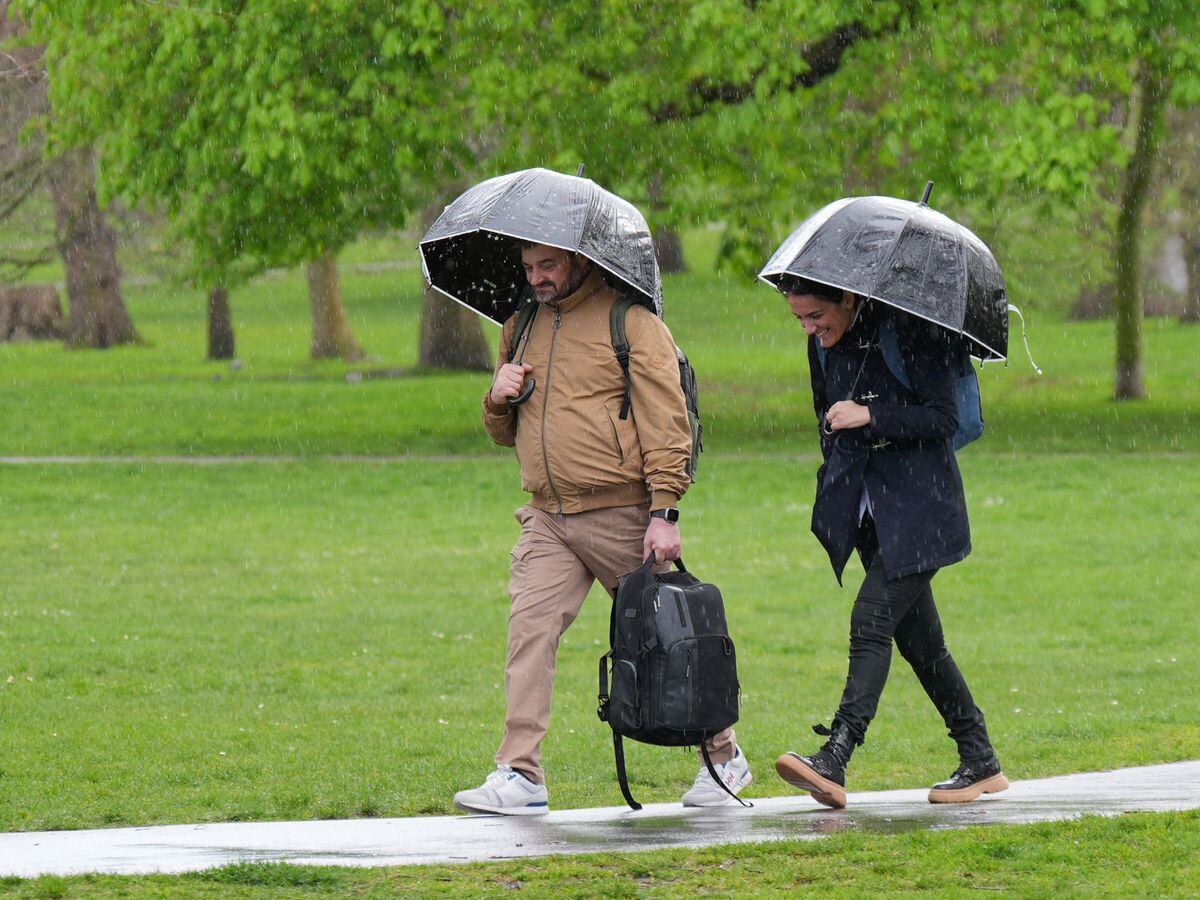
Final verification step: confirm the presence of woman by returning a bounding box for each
[773,275,1007,808]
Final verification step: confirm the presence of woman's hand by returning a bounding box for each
[825,400,871,432]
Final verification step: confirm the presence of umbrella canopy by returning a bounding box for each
[420,167,662,326]
[758,193,1008,361]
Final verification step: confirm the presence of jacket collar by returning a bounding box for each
[541,266,607,315]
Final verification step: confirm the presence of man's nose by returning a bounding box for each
[802,321,817,335]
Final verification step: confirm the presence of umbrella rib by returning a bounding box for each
[866,208,1000,357]
[912,221,949,326]
[425,281,507,327]
[863,204,920,304]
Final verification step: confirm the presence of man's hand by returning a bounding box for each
[825,400,871,432]
[644,517,682,564]
[490,363,534,405]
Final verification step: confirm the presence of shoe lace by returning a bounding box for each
[811,722,839,756]
[485,766,514,787]
[691,763,720,787]
[693,750,744,788]
[811,721,863,752]
[953,760,982,779]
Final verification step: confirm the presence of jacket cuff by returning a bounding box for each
[483,393,512,416]
[863,406,878,438]
[650,490,680,513]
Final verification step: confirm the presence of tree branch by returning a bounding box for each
[650,20,878,123]
[0,248,53,279]
[0,164,42,221]
[0,48,45,82]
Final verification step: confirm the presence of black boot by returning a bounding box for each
[928,755,1009,804]
[775,722,858,809]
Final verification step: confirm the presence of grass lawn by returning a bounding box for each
[1,234,1198,893]
[1,810,1196,897]
[1,451,1197,832]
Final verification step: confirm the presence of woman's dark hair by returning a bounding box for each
[777,275,843,303]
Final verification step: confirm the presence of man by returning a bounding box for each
[453,243,750,815]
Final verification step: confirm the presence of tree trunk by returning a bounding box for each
[416,196,490,370]
[648,172,687,274]
[418,287,491,370]
[1178,112,1200,324]
[1113,63,1166,401]
[207,285,235,359]
[655,227,687,274]
[1182,235,1200,323]
[306,251,363,361]
[47,147,138,349]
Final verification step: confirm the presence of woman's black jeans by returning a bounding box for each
[833,519,995,763]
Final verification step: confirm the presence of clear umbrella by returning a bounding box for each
[758,183,1010,361]
[420,166,662,326]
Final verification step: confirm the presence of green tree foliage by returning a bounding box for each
[481,1,899,267]
[504,1,1198,397]
[19,0,470,286]
[19,1,1199,387]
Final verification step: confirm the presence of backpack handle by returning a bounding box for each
[642,554,687,573]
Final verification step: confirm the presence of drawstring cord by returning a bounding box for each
[1007,303,1043,375]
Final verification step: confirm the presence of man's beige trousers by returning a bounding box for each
[496,504,736,784]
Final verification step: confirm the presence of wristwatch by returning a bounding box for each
[649,508,680,523]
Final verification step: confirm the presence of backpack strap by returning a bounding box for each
[876,317,913,391]
[613,734,642,810]
[816,314,910,389]
[506,299,539,364]
[597,650,611,723]
[700,743,754,808]
[610,295,638,420]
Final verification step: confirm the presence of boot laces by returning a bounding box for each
[811,722,849,756]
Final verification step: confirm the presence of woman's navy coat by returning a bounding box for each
[808,305,971,583]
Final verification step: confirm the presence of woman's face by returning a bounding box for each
[787,290,857,349]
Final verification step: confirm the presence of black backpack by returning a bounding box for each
[597,555,745,810]
[507,295,704,481]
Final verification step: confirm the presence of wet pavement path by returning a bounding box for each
[2,761,1197,877]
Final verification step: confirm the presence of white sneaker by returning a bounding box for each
[454,766,550,816]
[681,747,752,807]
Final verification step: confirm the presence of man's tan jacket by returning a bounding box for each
[482,269,691,515]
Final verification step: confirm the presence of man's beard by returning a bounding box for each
[539,261,591,304]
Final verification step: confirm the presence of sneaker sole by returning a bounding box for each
[453,799,550,816]
[928,772,1010,804]
[682,771,754,808]
[775,753,846,809]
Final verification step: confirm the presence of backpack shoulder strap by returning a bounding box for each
[613,733,641,810]
[506,300,539,363]
[610,295,639,421]
[876,316,913,391]
[700,742,753,808]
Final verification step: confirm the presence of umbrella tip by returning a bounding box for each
[919,181,934,206]
[576,164,586,177]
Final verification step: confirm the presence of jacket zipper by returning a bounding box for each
[541,306,565,514]
[608,414,625,465]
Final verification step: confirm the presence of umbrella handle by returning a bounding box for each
[508,377,536,406]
